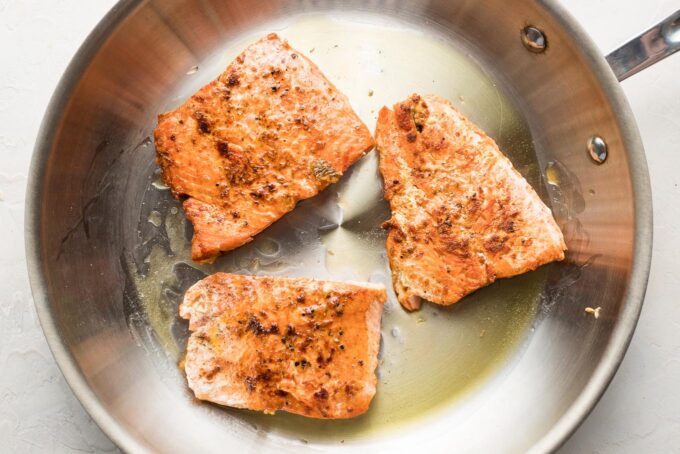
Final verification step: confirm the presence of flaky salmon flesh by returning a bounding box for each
[154,34,374,263]
[376,94,566,311]
[180,273,386,419]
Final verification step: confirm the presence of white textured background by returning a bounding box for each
[0,0,678,452]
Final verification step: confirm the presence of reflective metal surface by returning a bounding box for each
[586,135,608,164]
[521,26,548,53]
[26,0,654,453]
[606,9,680,81]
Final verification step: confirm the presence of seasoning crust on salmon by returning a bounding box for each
[154,34,374,263]
[376,94,566,311]
[180,273,386,419]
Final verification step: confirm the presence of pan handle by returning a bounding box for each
[605,9,680,81]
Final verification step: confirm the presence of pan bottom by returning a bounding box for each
[125,11,548,441]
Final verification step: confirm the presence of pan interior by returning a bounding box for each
[126,12,547,440]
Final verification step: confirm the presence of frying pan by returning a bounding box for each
[26,0,679,452]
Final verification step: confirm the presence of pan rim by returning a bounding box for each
[24,1,653,453]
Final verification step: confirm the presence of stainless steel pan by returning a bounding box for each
[26,1,679,452]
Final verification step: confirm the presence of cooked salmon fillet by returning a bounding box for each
[376,94,566,311]
[180,273,386,419]
[154,34,374,263]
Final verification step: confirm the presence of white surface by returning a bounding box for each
[0,0,678,452]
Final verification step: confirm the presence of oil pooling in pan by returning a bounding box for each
[128,11,547,442]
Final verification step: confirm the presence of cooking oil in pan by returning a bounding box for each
[131,12,545,442]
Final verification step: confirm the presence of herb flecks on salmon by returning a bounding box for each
[376,94,566,311]
[180,273,386,419]
[154,34,374,263]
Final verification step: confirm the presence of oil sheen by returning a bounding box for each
[131,12,546,442]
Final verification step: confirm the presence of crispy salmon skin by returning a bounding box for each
[376,94,566,310]
[180,273,386,419]
[154,34,374,263]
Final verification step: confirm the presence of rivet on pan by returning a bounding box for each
[587,135,608,164]
[521,26,547,53]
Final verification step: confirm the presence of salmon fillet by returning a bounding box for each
[154,34,374,263]
[376,94,566,311]
[180,273,386,419]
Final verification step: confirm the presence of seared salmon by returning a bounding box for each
[180,273,386,419]
[376,94,566,311]
[154,34,374,263]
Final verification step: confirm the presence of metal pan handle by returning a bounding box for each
[606,9,680,81]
